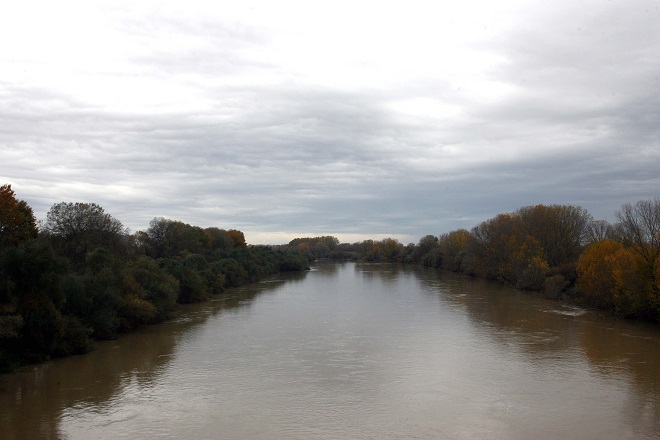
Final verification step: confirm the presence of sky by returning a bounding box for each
[1,0,659,244]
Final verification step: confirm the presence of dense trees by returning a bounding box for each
[289,236,340,258]
[0,187,311,372]
[140,217,209,258]
[305,200,658,322]
[286,236,406,263]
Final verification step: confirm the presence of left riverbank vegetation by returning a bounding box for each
[0,184,311,372]
[287,199,660,324]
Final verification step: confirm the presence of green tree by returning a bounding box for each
[142,218,212,258]
[216,258,248,288]
[0,240,85,360]
[41,202,128,264]
[204,227,235,251]
[123,256,179,320]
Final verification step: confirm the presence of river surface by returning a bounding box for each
[1,262,658,439]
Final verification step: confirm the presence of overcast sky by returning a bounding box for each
[1,0,659,244]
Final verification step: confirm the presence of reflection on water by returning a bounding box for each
[0,263,658,440]
[413,265,660,437]
[0,272,307,440]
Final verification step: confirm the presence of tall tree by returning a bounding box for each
[41,202,127,263]
[517,204,592,267]
[0,184,38,247]
[615,198,660,301]
[469,213,546,286]
[227,229,247,248]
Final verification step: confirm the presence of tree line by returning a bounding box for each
[287,199,660,323]
[0,185,310,372]
[1,183,658,371]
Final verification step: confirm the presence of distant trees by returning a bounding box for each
[353,238,405,263]
[139,217,248,259]
[289,236,339,258]
[288,236,407,263]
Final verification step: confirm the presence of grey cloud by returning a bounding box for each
[2,1,659,243]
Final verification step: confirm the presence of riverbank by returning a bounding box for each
[0,234,311,373]
[285,200,660,324]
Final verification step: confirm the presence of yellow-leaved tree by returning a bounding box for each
[577,239,657,320]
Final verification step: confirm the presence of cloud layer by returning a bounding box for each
[2,0,659,243]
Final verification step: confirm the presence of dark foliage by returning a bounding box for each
[0,193,311,372]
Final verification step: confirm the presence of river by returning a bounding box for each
[1,262,658,439]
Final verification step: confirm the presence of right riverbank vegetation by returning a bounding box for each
[286,199,660,325]
[1,183,658,372]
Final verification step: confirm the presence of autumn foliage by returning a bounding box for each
[304,200,659,322]
[0,184,37,247]
[577,240,658,319]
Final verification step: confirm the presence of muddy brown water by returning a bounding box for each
[1,262,658,439]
